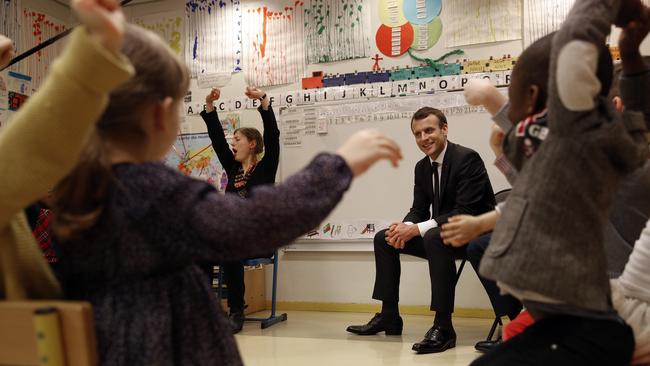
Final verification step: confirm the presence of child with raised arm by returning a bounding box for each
[0,0,134,300]
[51,23,402,365]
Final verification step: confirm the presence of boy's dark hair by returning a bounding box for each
[411,107,447,129]
[513,33,555,112]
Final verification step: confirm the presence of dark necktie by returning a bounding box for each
[432,162,440,218]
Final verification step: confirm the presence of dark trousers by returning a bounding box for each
[372,227,466,313]
[466,233,523,318]
[470,315,634,366]
[223,261,245,313]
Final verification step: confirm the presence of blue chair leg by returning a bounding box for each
[244,251,288,329]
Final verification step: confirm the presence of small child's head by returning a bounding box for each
[100,24,189,160]
[231,127,263,162]
[53,25,189,239]
[507,33,554,124]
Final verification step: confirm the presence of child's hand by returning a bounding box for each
[336,129,402,177]
[71,0,125,55]
[489,124,506,158]
[441,215,483,246]
[464,79,507,116]
[244,86,265,100]
[464,79,493,106]
[0,35,15,69]
[632,338,650,365]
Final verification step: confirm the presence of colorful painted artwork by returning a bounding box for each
[133,11,184,55]
[18,9,67,89]
[185,0,243,76]
[242,2,306,87]
[164,113,240,191]
[376,0,442,56]
[303,0,371,64]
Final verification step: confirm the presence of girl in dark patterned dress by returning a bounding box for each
[52,24,402,366]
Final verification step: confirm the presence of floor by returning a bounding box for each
[236,310,493,366]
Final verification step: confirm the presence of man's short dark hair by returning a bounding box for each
[411,107,447,128]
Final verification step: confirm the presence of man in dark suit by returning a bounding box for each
[346,107,496,354]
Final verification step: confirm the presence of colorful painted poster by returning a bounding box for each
[445,0,521,47]
[18,9,67,89]
[242,2,306,87]
[303,0,371,64]
[185,0,243,76]
[133,11,184,55]
[0,70,31,129]
[164,113,239,192]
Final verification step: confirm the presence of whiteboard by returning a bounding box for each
[278,91,511,250]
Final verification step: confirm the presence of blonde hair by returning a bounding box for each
[53,25,189,239]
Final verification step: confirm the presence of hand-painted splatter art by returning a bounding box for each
[133,12,184,55]
[18,8,66,89]
[242,1,306,87]
[185,0,242,76]
[303,0,371,64]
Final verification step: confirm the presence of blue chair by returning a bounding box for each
[214,251,287,329]
[242,251,288,329]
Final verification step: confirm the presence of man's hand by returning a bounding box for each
[385,222,419,249]
[0,35,15,69]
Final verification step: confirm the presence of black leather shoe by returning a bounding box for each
[346,313,403,335]
[474,338,502,353]
[412,325,456,354]
[229,311,245,334]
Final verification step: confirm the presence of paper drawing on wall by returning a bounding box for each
[375,0,442,56]
[164,112,240,192]
[523,0,573,47]
[242,2,306,87]
[133,11,184,55]
[18,9,67,89]
[185,0,243,76]
[303,0,371,64]
[445,0,521,47]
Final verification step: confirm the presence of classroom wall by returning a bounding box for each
[122,0,650,312]
[24,0,71,22]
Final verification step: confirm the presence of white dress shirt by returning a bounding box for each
[405,142,447,237]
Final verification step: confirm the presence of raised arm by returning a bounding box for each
[245,87,280,175]
[175,129,403,262]
[200,87,236,173]
[0,0,133,228]
[548,0,643,133]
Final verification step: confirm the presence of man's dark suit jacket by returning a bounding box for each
[403,141,496,227]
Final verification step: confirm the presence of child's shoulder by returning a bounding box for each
[112,162,214,199]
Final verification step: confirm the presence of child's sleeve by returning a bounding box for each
[179,153,352,262]
[547,0,622,133]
